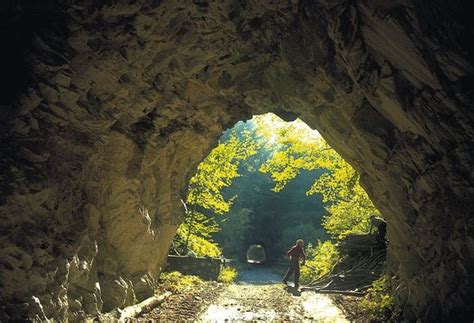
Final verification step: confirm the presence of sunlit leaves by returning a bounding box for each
[356,275,394,319]
[177,112,382,257]
[177,130,259,256]
[259,151,302,192]
[187,132,258,215]
[322,185,378,238]
[300,240,340,284]
[176,225,221,257]
[254,113,381,239]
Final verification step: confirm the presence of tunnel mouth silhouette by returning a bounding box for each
[176,114,337,266]
[1,2,472,320]
[246,244,267,264]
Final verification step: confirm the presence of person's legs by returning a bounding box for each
[294,262,300,288]
[282,263,294,284]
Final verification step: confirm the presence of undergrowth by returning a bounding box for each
[335,275,395,321]
[354,275,394,320]
[300,240,340,284]
[218,266,238,283]
[158,271,204,293]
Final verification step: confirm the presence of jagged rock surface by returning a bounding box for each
[0,0,473,321]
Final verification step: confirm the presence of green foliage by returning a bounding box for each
[218,266,238,283]
[216,208,252,258]
[300,240,340,284]
[279,224,324,256]
[212,117,328,259]
[255,114,329,192]
[159,271,204,293]
[174,113,381,260]
[175,131,259,256]
[307,151,379,238]
[188,132,258,214]
[355,275,394,320]
[175,225,221,257]
[254,114,381,239]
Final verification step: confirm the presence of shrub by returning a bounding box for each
[159,271,204,293]
[174,225,222,257]
[218,266,238,283]
[355,275,394,320]
[300,240,340,284]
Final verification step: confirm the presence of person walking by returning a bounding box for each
[282,239,306,289]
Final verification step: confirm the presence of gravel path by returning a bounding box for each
[137,282,222,321]
[198,283,348,321]
[139,266,348,321]
[237,265,283,284]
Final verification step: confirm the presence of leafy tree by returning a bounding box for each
[187,133,258,213]
[215,132,327,260]
[174,131,259,256]
[175,225,222,257]
[173,113,381,260]
[254,114,381,239]
[306,149,379,238]
[216,208,252,258]
[279,224,324,255]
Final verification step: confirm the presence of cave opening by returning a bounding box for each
[0,1,472,320]
[171,113,385,280]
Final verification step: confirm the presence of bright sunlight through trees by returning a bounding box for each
[173,113,381,261]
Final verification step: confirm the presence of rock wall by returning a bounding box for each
[165,255,223,280]
[0,0,473,321]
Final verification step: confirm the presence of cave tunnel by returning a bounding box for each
[246,244,267,264]
[0,0,473,321]
[200,116,330,265]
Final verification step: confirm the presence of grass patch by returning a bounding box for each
[218,266,238,283]
[159,271,204,293]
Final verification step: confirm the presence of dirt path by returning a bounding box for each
[137,281,222,321]
[198,284,348,321]
[140,266,349,321]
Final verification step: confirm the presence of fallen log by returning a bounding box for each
[302,288,367,296]
[117,292,171,321]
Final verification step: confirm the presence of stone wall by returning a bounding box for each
[165,256,223,281]
[0,0,473,321]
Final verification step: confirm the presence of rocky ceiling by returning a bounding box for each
[0,0,473,321]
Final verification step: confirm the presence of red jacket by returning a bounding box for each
[287,245,306,261]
